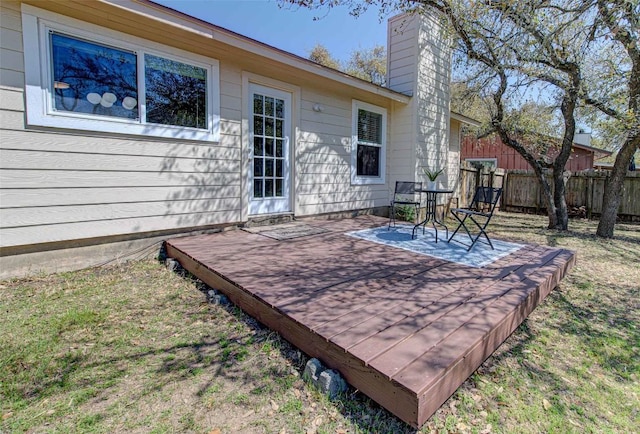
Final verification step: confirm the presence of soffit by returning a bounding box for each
[22,0,411,105]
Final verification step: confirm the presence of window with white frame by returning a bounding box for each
[351,100,386,184]
[22,6,220,141]
[465,158,498,170]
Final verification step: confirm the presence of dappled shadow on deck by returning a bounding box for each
[165,215,575,428]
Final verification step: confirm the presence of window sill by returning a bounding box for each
[25,100,219,142]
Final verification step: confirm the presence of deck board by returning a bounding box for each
[165,215,575,427]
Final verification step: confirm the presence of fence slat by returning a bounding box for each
[459,164,639,221]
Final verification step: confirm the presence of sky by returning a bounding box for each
[153,0,394,63]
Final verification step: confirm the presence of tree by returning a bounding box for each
[286,0,639,236]
[444,0,638,235]
[308,43,341,70]
[308,43,387,86]
[586,1,639,237]
[346,45,387,86]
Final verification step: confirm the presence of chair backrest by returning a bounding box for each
[394,181,422,201]
[471,187,502,213]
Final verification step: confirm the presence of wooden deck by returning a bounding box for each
[165,215,575,428]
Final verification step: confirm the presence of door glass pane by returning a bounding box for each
[265,97,274,116]
[265,179,274,197]
[50,33,138,120]
[254,179,263,198]
[265,138,274,157]
[265,159,274,177]
[251,91,288,206]
[253,94,263,115]
[254,137,263,156]
[254,117,263,135]
[265,118,274,136]
[254,158,263,177]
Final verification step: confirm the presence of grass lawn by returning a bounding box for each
[1,212,638,433]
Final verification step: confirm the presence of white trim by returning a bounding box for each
[247,84,292,215]
[77,1,410,104]
[450,111,481,127]
[351,100,387,185]
[21,5,220,142]
[241,73,300,219]
[465,158,498,167]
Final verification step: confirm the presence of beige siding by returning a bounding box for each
[387,12,452,201]
[387,14,419,191]
[1,1,407,251]
[447,120,462,198]
[294,88,390,216]
[0,2,243,248]
[0,1,24,90]
[387,15,417,96]
[416,13,451,195]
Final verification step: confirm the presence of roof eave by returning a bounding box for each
[450,111,481,127]
[116,0,412,104]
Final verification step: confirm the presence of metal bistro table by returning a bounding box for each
[412,188,454,242]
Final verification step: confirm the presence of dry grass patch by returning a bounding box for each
[1,212,638,433]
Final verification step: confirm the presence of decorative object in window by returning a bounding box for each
[51,33,138,120]
[21,6,220,142]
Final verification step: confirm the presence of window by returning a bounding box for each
[144,54,207,128]
[22,6,220,141]
[465,158,498,170]
[51,33,139,121]
[352,100,386,184]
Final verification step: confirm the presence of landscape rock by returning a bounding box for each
[165,258,181,272]
[303,358,324,381]
[206,289,230,305]
[318,369,347,398]
[303,358,347,399]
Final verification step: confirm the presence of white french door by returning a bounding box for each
[248,84,292,215]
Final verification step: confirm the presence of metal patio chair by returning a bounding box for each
[448,186,502,251]
[389,181,422,229]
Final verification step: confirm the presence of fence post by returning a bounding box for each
[501,171,507,211]
[586,173,593,219]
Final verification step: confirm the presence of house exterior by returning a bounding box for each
[0,0,469,278]
[461,132,612,172]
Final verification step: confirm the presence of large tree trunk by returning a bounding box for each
[596,138,639,238]
[595,19,640,238]
[551,94,578,231]
[552,169,571,230]
[537,169,558,229]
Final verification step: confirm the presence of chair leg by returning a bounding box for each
[468,216,495,250]
[448,212,472,243]
[388,203,395,230]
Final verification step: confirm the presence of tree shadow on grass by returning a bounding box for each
[477,281,639,428]
[162,269,421,433]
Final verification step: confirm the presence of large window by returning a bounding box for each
[22,7,220,141]
[352,100,386,184]
[144,54,207,128]
[51,33,139,121]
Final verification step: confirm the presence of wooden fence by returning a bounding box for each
[458,164,640,221]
